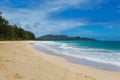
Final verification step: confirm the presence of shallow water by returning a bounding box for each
[33,41,120,71]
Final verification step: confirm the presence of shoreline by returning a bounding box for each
[33,42,120,72]
[0,41,120,80]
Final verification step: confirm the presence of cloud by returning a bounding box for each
[89,20,120,30]
[0,0,105,37]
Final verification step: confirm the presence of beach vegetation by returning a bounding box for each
[0,12,35,40]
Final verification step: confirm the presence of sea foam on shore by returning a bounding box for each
[33,41,120,71]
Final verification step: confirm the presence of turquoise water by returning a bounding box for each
[57,41,120,51]
[34,41,120,67]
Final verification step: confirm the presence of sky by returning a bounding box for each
[0,0,120,41]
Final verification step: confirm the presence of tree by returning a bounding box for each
[0,12,35,40]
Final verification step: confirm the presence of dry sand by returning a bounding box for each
[0,41,120,80]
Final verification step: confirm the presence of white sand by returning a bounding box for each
[0,41,120,80]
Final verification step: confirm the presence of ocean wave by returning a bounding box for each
[34,41,120,67]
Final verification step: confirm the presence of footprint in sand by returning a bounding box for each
[75,73,96,80]
[61,71,68,80]
[13,74,24,79]
[4,59,10,62]
[62,76,67,80]
[84,75,96,80]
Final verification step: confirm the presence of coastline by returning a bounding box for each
[0,41,120,80]
[33,42,120,72]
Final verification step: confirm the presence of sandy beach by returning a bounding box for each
[0,41,120,80]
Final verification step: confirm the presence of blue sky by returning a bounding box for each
[0,0,120,41]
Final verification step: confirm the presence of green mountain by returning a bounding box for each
[36,34,96,41]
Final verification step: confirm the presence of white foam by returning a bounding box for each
[34,41,120,67]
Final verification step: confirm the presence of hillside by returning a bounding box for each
[36,34,96,41]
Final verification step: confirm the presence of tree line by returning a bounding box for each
[0,13,35,40]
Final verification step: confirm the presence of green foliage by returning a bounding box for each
[0,13,35,40]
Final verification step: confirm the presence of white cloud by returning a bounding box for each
[1,0,104,37]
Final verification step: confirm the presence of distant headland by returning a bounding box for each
[36,34,96,41]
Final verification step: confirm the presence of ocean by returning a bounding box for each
[33,41,120,71]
